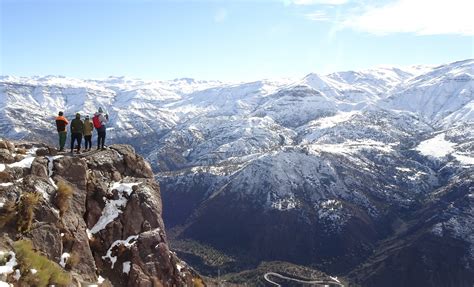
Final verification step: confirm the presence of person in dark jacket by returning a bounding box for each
[83,115,93,151]
[55,111,69,152]
[93,107,109,150]
[70,113,84,154]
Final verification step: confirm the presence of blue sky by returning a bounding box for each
[1,0,473,81]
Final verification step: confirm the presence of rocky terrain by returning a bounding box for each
[0,139,202,286]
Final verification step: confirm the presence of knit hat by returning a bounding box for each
[58,111,63,116]
[98,107,103,113]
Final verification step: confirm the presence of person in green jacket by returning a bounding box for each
[70,113,84,154]
[83,115,94,151]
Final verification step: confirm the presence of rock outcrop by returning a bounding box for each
[0,139,201,286]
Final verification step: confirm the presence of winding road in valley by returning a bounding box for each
[264,272,344,287]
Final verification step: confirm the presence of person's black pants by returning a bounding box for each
[71,133,82,152]
[97,130,106,149]
[84,135,92,149]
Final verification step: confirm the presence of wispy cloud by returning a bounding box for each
[342,0,474,36]
[214,8,228,23]
[302,0,474,36]
[290,0,349,5]
[305,11,331,21]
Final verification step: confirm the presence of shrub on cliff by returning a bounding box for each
[14,239,71,286]
[193,277,206,287]
[55,181,73,217]
[17,192,40,233]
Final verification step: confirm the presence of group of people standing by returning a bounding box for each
[55,107,109,153]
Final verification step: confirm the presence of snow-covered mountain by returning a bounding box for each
[1,59,473,286]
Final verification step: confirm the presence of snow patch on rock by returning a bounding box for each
[59,252,70,268]
[46,155,63,189]
[102,235,138,269]
[89,181,141,234]
[8,156,35,169]
[0,251,16,275]
[122,261,131,274]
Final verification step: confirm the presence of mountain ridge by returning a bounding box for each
[1,59,473,286]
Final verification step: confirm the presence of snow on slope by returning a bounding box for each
[383,59,474,125]
[306,111,361,129]
[0,75,226,141]
[326,66,416,97]
[0,60,472,167]
[415,133,456,158]
[416,133,474,166]
[3,60,473,251]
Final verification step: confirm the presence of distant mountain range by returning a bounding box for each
[1,59,473,286]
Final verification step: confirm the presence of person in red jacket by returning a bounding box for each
[55,111,69,151]
[93,107,109,150]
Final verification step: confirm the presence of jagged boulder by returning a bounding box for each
[28,224,63,261]
[31,157,50,179]
[0,149,15,164]
[85,145,196,286]
[0,140,15,153]
[128,229,194,287]
[35,146,58,157]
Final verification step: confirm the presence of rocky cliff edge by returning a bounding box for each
[0,139,203,287]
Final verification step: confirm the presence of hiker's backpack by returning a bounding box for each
[93,115,102,129]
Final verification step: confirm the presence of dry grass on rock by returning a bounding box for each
[55,181,73,217]
[17,192,41,233]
